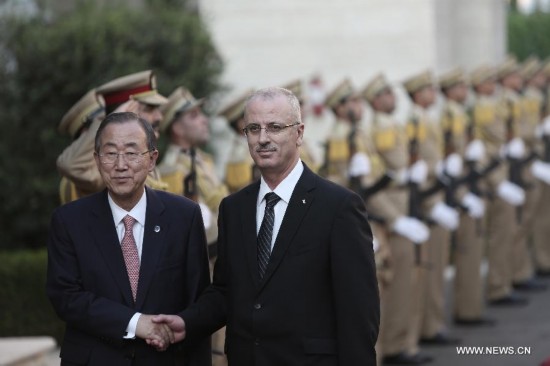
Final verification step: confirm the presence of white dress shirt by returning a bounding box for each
[108,189,147,339]
[256,159,304,249]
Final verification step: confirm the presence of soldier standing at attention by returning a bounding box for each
[533,58,550,277]
[362,73,430,365]
[403,70,460,355]
[469,64,527,306]
[497,57,546,292]
[218,89,258,193]
[57,90,106,204]
[157,86,230,366]
[438,68,490,326]
[281,80,319,173]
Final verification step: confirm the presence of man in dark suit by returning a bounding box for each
[46,112,211,365]
[153,87,380,365]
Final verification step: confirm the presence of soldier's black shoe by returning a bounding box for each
[420,332,461,346]
[536,269,550,278]
[454,316,497,327]
[488,293,529,307]
[513,278,547,292]
[383,351,433,365]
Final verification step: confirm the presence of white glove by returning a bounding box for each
[392,216,430,243]
[349,152,371,177]
[387,168,408,185]
[444,153,463,178]
[372,235,380,253]
[409,160,428,184]
[429,201,459,231]
[496,180,525,206]
[198,203,213,230]
[464,139,486,162]
[543,116,550,136]
[505,137,526,159]
[461,192,485,219]
[531,160,550,185]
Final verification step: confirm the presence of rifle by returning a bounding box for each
[505,100,524,223]
[408,116,423,265]
[464,107,484,236]
[441,108,461,250]
[183,147,198,202]
[347,110,393,203]
[347,109,363,195]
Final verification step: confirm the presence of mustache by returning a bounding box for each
[255,144,277,152]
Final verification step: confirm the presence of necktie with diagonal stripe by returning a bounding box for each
[257,192,281,279]
[121,215,140,302]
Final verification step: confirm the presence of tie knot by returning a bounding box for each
[123,215,136,231]
[264,192,281,209]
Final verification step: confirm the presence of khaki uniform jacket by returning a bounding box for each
[224,134,256,193]
[471,94,508,191]
[158,144,229,244]
[407,104,443,214]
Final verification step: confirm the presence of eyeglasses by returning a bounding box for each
[242,122,300,137]
[97,150,153,165]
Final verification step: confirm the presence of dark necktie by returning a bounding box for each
[121,215,140,302]
[257,192,281,278]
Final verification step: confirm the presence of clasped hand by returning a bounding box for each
[136,314,186,351]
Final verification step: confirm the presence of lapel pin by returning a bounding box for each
[154,225,161,233]
[302,199,306,204]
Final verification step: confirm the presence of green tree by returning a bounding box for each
[508,10,550,60]
[0,1,223,249]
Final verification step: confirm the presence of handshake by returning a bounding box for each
[136,314,186,352]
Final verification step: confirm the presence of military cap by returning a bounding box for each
[470,65,496,86]
[96,70,168,110]
[520,56,542,80]
[438,68,467,89]
[496,56,520,80]
[58,89,105,138]
[282,79,303,101]
[403,70,434,94]
[160,87,204,132]
[218,89,254,126]
[324,79,356,109]
[361,73,391,103]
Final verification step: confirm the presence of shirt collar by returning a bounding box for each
[257,159,304,206]
[108,189,147,227]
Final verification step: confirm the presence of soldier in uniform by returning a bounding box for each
[218,89,257,193]
[403,70,460,353]
[157,86,229,366]
[497,57,546,292]
[534,58,550,277]
[521,57,550,280]
[96,70,169,191]
[57,90,106,204]
[302,74,335,168]
[362,73,431,365]
[282,79,319,172]
[438,68,490,325]
[469,64,528,306]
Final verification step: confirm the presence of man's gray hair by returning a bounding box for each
[244,87,302,124]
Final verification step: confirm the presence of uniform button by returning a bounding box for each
[254,303,262,310]
[255,338,260,346]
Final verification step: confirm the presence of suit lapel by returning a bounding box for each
[91,190,134,306]
[259,166,317,291]
[135,187,167,308]
[242,182,262,289]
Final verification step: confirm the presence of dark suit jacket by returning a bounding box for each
[46,187,211,366]
[183,165,379,366]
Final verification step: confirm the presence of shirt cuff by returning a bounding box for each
[123,312,142,339]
